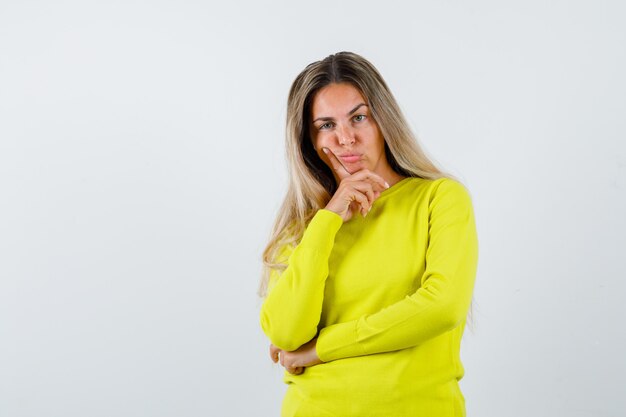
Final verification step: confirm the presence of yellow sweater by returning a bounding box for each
[260,177,479,417]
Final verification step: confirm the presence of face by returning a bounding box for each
[309,82,392,182]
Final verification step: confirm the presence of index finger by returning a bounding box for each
[322,147,353,178]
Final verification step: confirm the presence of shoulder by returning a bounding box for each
[430,177,472,200]
[426,177,475,218]
[398,177,473,203]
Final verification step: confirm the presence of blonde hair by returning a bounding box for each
[258,51,475,329]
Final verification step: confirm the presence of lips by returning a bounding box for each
[339,153,362,163]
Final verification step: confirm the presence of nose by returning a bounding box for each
[337,124,355,146]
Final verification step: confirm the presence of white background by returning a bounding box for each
[1,1,624,416]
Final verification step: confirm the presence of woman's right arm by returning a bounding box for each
[259,209,343,352]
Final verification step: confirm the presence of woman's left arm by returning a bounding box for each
[315,179,479,363]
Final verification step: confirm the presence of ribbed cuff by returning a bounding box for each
[316,320,363,363]
[298,209,343,253]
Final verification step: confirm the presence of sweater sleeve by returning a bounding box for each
[315,179,479,362]
[259,209,343,352]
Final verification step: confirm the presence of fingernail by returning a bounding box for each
[322,147,329,154]
[385,182,390,188]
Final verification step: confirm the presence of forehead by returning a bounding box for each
[311,83,367,116]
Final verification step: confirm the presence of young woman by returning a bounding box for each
[258,51,479,417]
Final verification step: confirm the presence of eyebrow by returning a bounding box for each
[312,103,368,123]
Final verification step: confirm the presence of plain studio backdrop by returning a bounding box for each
[1,1,624,416]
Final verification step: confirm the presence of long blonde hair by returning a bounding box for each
[258,52,475,328]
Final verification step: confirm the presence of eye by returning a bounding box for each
[319,122,334,130]
[353,114,366,122]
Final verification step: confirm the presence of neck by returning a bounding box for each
[377,166,406,187]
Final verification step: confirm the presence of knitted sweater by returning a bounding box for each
[260,177,479,417]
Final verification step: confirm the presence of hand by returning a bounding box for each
[322,147,390,222]
[269,338,324,375]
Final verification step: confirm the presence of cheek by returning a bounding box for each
[313,133,326,147]
[365,122,381,138]
[312,135,329,156]
[366,125,385,150]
